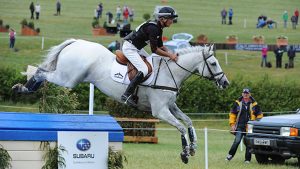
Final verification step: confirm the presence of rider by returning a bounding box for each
[121,6,178,107]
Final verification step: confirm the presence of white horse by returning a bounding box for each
[13,39,229,163]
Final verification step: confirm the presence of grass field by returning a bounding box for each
[122,122,299,169]
[0,1,300,168]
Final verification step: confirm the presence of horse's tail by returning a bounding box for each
[40,39,77,71]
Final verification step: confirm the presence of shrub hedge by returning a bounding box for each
[1,67,299,114]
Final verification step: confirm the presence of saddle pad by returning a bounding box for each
[110,56,155,85]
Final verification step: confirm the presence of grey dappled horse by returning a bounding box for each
[12,39,229,163]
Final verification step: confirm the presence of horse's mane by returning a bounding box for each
[176,45,204,56]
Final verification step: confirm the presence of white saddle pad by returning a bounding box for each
[110,56,154,85]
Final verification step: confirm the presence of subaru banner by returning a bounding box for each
[58,131,108,169]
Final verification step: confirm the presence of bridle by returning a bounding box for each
[150,46,226,92]
[175,48,225,85]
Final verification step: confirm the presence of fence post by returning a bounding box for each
[41,36,44,50]
[225,52,228,65]
[204,127,208,169]
[89,83,94,115]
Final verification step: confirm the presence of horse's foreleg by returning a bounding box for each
[12,68,46,93]
[151,106,190,164]
[170,103,197,156]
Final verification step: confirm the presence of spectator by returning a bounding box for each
[226,88,263,163]
[283,11,288,28]
[287,46,296,68]
[106,12,113,24]
[295,8,299,25]
[228,8,233,25]
[221,8,227,24]
[123,7,129,24]
[35,3,41,20]
[129,8,134,22]
[116,6,121,21]
[29,2,35,19]
[257,18,266,28]
[98,3,103,18]
[56,0,61,16]
[9,28,16,49]
[291,15,297,29]
[266,19,276,29]
[261,47,268,67]
[274,46,284,68]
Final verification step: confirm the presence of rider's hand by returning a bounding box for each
[169,53,178,61]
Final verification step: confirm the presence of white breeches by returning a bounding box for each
[122,41,150,76]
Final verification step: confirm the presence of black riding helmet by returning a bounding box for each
[158,7,178,19]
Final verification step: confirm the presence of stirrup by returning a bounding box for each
[121,94,137,107]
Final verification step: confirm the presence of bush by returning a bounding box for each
[28,21,35,29]
[20,18,28,27]
[108,147,127,169]
[92,18,100,28]
[4,24,9,30]
[0,66,41,103]
[36,28,40,33]
[41,142,66,169]
[0,19,3,26]
[143,13,150,21]
[39,82,79,114]
[0,145,12,169]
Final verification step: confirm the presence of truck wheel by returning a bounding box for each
[255,153,269,164]
[270,155,285,164]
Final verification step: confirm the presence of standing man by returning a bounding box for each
[274,46,284,68]
[221,8,227,24]
[226,88,263,163]
[295,8,299,25]
[56,0,61,16]
[287,46,296,68]
[283,11,288,28]
[121,7,178,107]
[228,8,233,25]
[29,2,35,19]
[35,3,41,20]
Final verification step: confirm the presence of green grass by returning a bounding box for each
[123,122,299,169]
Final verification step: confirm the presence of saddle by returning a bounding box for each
[115,50,152,82]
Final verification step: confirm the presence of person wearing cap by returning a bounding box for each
[121,6,178,107]
[226,88,263,163]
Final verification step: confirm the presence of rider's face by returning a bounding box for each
[164,18,174,27]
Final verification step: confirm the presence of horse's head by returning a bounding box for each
[198,44,229,89]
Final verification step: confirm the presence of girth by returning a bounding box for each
[115,50,152,82]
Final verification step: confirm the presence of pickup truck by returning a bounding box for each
[244,111,300,165]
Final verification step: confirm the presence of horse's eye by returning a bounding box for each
[211,62,216,66]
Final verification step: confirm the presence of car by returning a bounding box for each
[153,5,178,23]
[244,110,300,165]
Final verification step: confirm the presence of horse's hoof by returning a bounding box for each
[180,152,189,164]
[190,143,197,156]
[12,84,28,93]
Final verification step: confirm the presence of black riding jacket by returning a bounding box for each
[124,20,163,53]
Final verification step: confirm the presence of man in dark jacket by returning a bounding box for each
[226,88,263,163]
[274,46,284,68]
[288,46,296,68]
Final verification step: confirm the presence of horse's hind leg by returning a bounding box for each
[169,103,197,156]
[12,68,46,93]
[151,106,190,164]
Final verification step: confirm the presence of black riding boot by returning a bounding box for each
[121,71,144,107]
